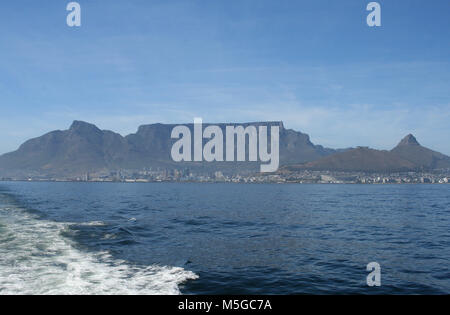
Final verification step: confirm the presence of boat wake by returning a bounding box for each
[0,197,198,295]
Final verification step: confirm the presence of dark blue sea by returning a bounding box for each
[0,182,449,294]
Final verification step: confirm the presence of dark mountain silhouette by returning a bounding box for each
[2,121,448,177]
[283,147,416,172]
[0,120,336,176]
[0,121,130,174]
[391,134,450,169]
[282,134,450,173]
[396,134,420,146]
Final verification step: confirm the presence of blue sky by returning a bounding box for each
[0,0,449,155]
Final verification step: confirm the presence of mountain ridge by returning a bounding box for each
[0,120,338,177]
[2,120,449,177]
[282,134,450,173]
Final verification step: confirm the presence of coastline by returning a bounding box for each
[1,179,449,185]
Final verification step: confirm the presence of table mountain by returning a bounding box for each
[0,120,336,177]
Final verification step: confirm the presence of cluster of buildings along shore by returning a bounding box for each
[2,168,450,184]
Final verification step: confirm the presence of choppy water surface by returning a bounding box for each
[0,182,449,294]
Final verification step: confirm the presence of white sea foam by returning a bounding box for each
[0,204,198,295]
[77,221,106,226]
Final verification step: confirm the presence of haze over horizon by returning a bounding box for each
[1,1,449,155]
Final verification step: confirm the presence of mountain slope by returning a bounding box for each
[0,120,336,176]
[391,134,450,169]
[283,147,416,172]
[282,134,450,173]
[0,121,129,174]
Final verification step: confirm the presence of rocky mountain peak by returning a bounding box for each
[397,134,420,147]
[69,120,102,134]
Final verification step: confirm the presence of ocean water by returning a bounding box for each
[0,182,449,295]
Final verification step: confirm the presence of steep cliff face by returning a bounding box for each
[0,120,336,176]
[0,121,129,174]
